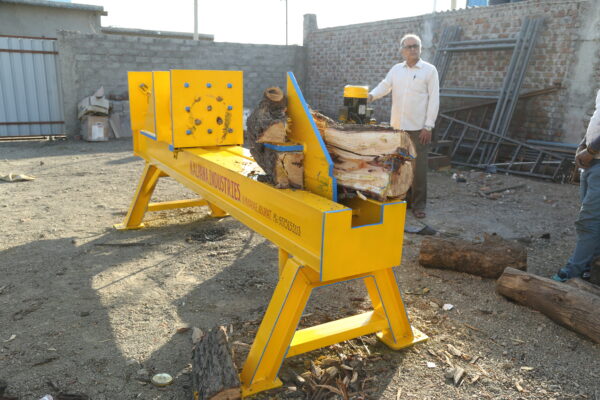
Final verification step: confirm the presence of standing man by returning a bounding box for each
[368,34,439,219]
[552,89,600,282]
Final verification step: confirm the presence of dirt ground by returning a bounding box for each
[1,138,599,400]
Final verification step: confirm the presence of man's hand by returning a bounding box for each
[367,94,373,103]
[576,148,594,169]
[419,128,432,145]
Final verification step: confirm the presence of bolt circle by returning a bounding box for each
[184,82,190,88]
[185,106,190,112]
[227,105,233,110]
[186,129,192,135]
[207,105,212,111]
[206,83,212,88]
[227,83,233,88]
[208,129,213,134]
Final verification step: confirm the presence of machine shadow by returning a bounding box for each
[0,230,173,398]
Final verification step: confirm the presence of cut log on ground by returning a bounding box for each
[419,234,527,279]
[191,326,241,400]
[496,267,600,344]
[312,112,416,201]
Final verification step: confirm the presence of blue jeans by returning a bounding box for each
[564,160,600,276]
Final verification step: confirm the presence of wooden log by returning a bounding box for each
[418,233,527,279]
[312,112,416,201]
[496,267,600,344]
[245,87,288,146]
[191,326,241,400]
[261,147,304,189]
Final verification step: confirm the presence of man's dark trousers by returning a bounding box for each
[406,130,429,212]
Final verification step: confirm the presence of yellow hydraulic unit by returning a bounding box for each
[338,85,375,124]
[118,69,427,397]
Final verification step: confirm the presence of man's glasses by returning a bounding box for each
[403,44,420,50]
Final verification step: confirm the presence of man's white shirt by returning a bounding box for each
[369,59,440,131]
[586,89,600,158]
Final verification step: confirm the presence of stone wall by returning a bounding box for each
[57,31,305,136]
[304,0,600,144]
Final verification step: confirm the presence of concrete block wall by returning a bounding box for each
[57,31,305,136]
[304,0,600,144]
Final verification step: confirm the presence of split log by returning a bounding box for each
[419,234,527,279]
[496,267,600,344]
[259,146,304,189]
[313,112,416,201]
[191,326,241,400]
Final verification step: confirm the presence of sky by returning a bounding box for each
[84,0,469,45]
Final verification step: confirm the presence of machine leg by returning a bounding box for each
[364,268,427,350]
[114,163,161,230]
[207,202,228,218]
[240,258,312,397]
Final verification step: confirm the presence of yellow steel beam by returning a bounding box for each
[147,198,207,212]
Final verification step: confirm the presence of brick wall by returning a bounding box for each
[57,31,305,136]
[304,0,599,144]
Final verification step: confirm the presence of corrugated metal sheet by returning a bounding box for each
[0,36,64,137]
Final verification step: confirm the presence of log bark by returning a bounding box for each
[312,112,415,201]
[419,234,527,279]
[496,267,600,344]
[245,87,288,146]
[191,326,241,400]
[566,278,600,297]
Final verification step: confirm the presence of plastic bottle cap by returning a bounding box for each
[151,373,173,387]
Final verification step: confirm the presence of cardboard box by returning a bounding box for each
[81,116,110,141]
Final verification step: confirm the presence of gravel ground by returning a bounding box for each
[0,138,598,400]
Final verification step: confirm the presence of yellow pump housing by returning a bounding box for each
[118,69,427,397]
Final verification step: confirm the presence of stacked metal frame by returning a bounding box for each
[432,18,573,181]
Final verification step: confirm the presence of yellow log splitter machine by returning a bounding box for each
[117,69,427,397]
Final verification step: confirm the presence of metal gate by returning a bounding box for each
[0,35,64,137]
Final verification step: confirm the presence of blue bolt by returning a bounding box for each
[186,129,192,135]
[227,83,232,88]
[185,106,190,112]
[227,105,233,110]
[206,83,212,88]
[208,129,213,134]
[184,82,189,88]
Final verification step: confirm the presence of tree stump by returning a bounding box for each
[191,326,241,400]
[418,234,527,279]
[496,267,600,344]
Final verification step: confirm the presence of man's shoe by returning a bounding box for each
[581,270,591,281]
[551,268,573,282]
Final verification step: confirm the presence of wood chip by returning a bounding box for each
[515,381,524,392]
[447,344,462,357]
[520,366,534,371]
[191,327,204,344]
